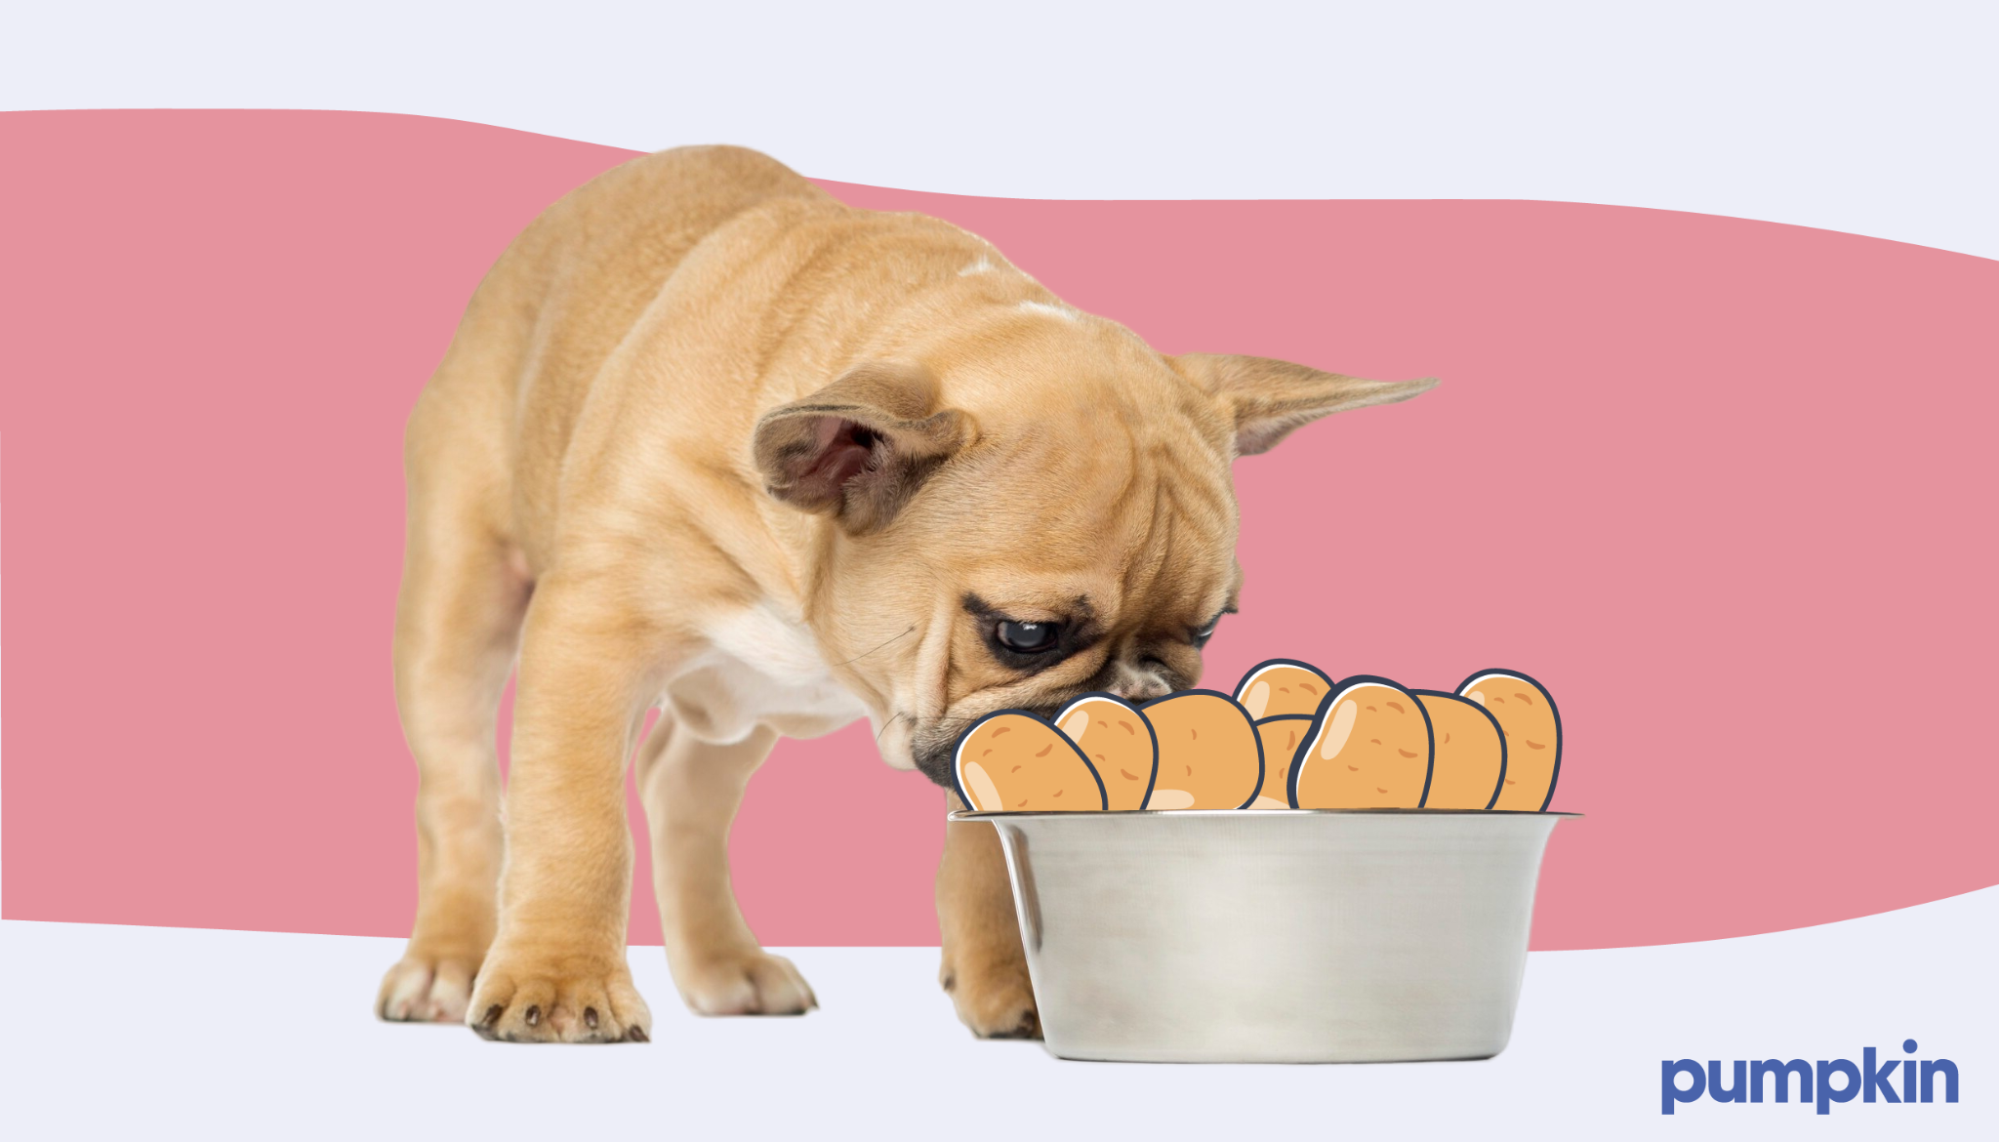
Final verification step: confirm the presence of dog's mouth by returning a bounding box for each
[911,719,976,790]
[913,741,956,790]
[879,711,967,790]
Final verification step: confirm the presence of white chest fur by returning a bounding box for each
[664,602,870,744]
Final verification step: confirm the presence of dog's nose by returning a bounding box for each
[1104,669,1172,703]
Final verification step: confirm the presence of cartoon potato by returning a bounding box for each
[1234,658,1336,720]
[1291,676,1434,809]
[953,711,1107,812]
[1456,669,1561,811]
[1251,716,1313,807]
[1410,690,1507,809]
[1054,693,1158,811]
[1139,691,1264,809]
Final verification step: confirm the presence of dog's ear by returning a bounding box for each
[1172,353,1438,456]
[753,362,972,534]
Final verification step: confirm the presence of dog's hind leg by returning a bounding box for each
[936,790,1041,1038]
[376,376,533,1024]
[634,717,818,1015]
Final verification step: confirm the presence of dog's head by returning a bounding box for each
[752,313,1433,787]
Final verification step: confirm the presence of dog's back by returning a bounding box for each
[407,146,835,561]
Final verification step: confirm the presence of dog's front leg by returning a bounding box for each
[465,574,658,1043]
[634,717,817,1015]
[936,791,1040,1038]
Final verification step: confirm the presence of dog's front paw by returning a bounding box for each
[466,945,651,1043]
[941,953,1040,1039]
[674,949,818,1016]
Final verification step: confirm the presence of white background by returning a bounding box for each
[4,890,1995,1140]
[3,1,1996,258]
[2,4,1994,1140]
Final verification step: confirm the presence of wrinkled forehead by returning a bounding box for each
[902,314,1246,616]
[922,425,1242,624]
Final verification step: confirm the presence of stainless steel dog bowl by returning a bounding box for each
[952,808,1575,1063]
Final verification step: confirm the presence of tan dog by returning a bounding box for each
[372,146,1434,1042]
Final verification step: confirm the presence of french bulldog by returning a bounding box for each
[373,145,1434,1042]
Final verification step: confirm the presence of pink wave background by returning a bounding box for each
[3,110,1994,950]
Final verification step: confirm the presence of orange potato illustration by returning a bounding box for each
[1457,669,1561,811]
[1139,690,1264,809]
[1290,676,1434,809]
[1410,690,1507,809]
[1234,658,1336,720]
[1054,693,1158,811]
[953,710,1106,813]
[1251,716,1313,807]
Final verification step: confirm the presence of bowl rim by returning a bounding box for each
[948,808,1583,823]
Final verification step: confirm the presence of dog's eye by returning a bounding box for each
[1190,610,1232,648]
[996,620,1061,653]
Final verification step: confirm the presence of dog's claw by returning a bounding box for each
[462,951,649,1042]
[628,1025,649,1043]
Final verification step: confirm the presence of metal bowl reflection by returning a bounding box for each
[952,808,1574,1063]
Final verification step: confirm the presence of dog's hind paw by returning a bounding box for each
[377,953,479,1024]
[674,949,818,1016]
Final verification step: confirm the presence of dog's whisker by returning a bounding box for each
[833,624,916,667]
[875,711,905,743]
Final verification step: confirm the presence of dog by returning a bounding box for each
[373,145,1435,1041]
